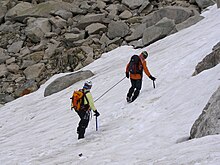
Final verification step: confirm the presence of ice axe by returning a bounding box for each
[153,80,156,89]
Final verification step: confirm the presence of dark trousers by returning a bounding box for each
[127,79,142,101]
[76,110,90,139]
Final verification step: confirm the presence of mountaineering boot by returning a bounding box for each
[126,97,132,103]
[78,133,84,140]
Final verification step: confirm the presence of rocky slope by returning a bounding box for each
[0,0,215,104]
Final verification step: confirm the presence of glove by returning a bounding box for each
[126,72,129,78]
[94,110,100,117]
[149,75,156,81]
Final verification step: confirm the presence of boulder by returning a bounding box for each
[0,3,7,24]
[49,16,67,29]
[0,64,9,78]
[5,2,34,21]
[195,0,215,9]
[125,23,146,42]
[122,0,146,10]
[23,63,45,79]
[25,17,51,43]
[142,6,193,28]
[176,15,204,31]
[14,80,38,98]
[77,13,106,29]
[190,86,220,138]
[85,23,107,35]
[0,48,10,64]
[44,40,61,59]
[13,1,84,22]
[44,70,94,97]
[119,10,133,19]
[142,17,175,46]
[107,21,130,40]
[7,41,24,54]
[193,42,220,76]
[27,51,44,63]
[0,93,15,104]
[53,10,73,20]
[7,63,20,74]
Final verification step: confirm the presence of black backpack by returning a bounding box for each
[128,55,143,74]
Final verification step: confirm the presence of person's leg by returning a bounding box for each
[127,79,136,101]
[131,79,142,102]
[77,111,90,139]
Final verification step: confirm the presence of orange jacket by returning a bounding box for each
[126,54,151,80]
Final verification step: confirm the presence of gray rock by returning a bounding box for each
[193,43,220,76]
[49,16,67,29]
[14,80,38,98]
[44,40,61,59]
[6,57,16,65]
[85,23,107,35]
[5,2,34,21]
[0,64,9,78]
[54,10,73,20]
[125,23,146,42]
[190,86,220,138]
[195,0,215,9]
[0,48,10,64]
[142,17,175,46]
[13,1,84,22]
[0,93,15,104]
[25,27,44,43]
[7,63,20,74]
[0,3,7,24]
[107,21,130,40]
[25,17,51,43]
[28,51,44,63]
[122,0,145,10]
[176,15,204,31]
[27,18,51,33]
[44,70,94,97]
[20,47,31,57]
[77,13,106,29]
[142,6,193,28]
[119,10,133,19]
[21,60,36,69]
[7,41,24,54]
[64,33,82,42]
[24,63,45,79]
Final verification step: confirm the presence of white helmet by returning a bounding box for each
[83,80,92,89]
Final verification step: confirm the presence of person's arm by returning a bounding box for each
[86,92,96,111]
[142,60,151,77]
[125,63,129,78]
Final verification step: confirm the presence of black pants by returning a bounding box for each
[127,79,142,102]
[76,110,90,139]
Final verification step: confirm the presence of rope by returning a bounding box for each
[94,77,126,102]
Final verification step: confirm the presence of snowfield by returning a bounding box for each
[0,5,220,165]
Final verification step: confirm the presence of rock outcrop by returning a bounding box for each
[44,70,94,97]
[190,86,220,139]
[193,42,220,76]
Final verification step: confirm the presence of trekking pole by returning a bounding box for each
[94,77,126,102]
[153,80,156,89]
[95,116,98,131]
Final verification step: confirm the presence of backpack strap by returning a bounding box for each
[81,90,90,111]
[83,90,89,105]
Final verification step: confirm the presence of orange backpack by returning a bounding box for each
[71,89,89,111]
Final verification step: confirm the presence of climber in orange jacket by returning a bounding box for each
[125,51,156,103]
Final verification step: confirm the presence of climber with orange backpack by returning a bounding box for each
[125,51,156,103]
[71,80,100,139]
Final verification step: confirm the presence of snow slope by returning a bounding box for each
[0,5,220,165]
